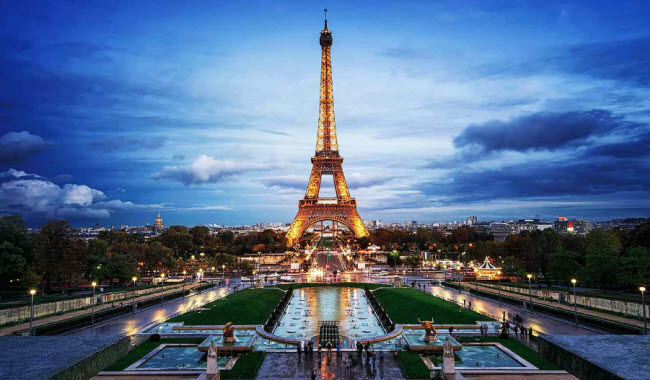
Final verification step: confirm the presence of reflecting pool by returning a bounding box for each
[134,345,229,370]
[273,287,384,346]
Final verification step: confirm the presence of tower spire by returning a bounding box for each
[324,8,328,30]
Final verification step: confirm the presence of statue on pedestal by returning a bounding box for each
[418,317,437,342]
[442,337,455,375]
[222,322,235,343]
[206,340,221,379]
[393,276,402,288]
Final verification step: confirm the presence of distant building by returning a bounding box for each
[466,216,478,225]
[572,219,593,235]
[554,217,572,233]
[154,212,164,231]
[488,222,519,242]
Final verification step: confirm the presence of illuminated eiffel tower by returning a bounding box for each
[286,10,369,247]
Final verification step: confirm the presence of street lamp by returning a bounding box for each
[497,270,502,304]
[91,281,97,324]
[222,264,226,281]
[198,269,203,294]
[527,274,533,312]
[29,289,36,335]
[182,270,187,298]
[641,286,647,335]
[160,274,165,307]
[570,279,578,326]
[132,277,137,313]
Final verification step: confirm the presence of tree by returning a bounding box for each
[582,229,621,288]
[146,242,176,273]
[404,254,422,270]
[0,242,28,288]
[158,226,193,258]
[34,221,87,289]
[548,249,582,284]
[106,252,137,287]
[501,256,523,277]
[189,226,210,246]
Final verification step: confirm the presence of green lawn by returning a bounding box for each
[105,338,204,371]
[373,287,492,324]
[274,282,390,291]
[223,352,266,379]
[168,288,284,325]
[457,337,559,370]
[396,351,430,379]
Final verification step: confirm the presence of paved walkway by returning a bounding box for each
[0,282,203,336]
[256,352,404,380]
[462,282,645,329]
[428,285,604,336]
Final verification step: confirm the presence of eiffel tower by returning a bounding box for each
[286,10,369,247]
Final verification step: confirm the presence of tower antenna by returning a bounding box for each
[324,8,328,29]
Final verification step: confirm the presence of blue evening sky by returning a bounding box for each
[1,1,649,227]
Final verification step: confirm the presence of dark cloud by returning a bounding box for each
[586,133,650,159]
[454,109,633,152]
[421,158,650,204]
[261,129,290,136]
[90,136,166,152]
[562,36,650,86]
[0,131,50,163]
[478,36,650,86]
[172,154,185,161]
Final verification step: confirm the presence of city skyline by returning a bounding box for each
[2,1,650,228]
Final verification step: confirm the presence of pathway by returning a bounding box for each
[0,282,204,336]
[68,282,246,336]
[463,282,645,329]
[429,285,604,336]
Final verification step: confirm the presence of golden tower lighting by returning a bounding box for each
[286,10,369,246]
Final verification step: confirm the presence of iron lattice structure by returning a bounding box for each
[286,12,369,247]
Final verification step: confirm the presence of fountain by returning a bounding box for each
[418,317,438,343]
[223,322,236,343]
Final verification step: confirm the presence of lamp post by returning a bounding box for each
[222,264,226,280]
[132,277,137,313]
[29,289,36,335]
[182,270,187,298]
[527,274,533,312]
[198,269,203,294]
[497,270,502,304]
[160,273,165,307]
[641,286,647,335]
[91,281,97,324]
[570,279,578,326]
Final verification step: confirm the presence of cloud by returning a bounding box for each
[0,131,50,163]
[172,154,185,161]
[262,173,394,191]
[0,168,158,224]
[454,109,631,152]
[90,136,166,152]
[152,154,273,185]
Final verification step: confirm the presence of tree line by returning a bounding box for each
[0,216,287,292]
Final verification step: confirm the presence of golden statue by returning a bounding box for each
[222,322,235,343]
[418,317,438,342]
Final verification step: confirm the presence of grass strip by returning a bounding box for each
[223,352,266,379]
[168,288,283,325]
[396,351,430,379]
[374,287,492,324]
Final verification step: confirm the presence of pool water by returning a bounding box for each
[401,330,461,348]
[136,346,230,369]
[273,287,385,346]
[448,345,523,368]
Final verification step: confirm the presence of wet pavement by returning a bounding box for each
[68,281,245,337]
[256,352,404,379]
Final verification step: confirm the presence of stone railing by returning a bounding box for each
[482,283,648,319]
[364,285,395,332]
[0,283,188,326]
[263,287,293,333]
